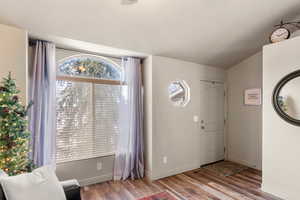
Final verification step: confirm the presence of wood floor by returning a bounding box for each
[81,166,282,200]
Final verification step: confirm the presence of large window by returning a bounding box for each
[56,54,122,163]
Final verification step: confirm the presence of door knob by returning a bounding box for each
[201,126,205,130]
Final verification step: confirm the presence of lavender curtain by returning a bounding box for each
[28,41,56,168]
[114,57,144,180]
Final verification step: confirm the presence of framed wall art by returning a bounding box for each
[244,88,261,105]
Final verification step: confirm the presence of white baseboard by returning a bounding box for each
[79,173,113,186]
[144,169,153,182]
[227,157,260,170]
[261,184,286,200]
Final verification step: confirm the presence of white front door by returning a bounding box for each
[199,81,225,165]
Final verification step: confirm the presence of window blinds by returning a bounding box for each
[56,80,120,163]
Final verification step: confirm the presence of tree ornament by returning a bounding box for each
[2,107,9,114]
[12,95,19,103]
[0,87,7,92]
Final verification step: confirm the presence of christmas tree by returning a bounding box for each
[0,73,33,176]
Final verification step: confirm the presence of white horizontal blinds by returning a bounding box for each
[56,80,121,163]
[56,80,94,163]
[94,84,120,157]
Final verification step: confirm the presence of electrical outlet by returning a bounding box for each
[97,162,102,171]
[163,156,167,164]
[193,115,199,122]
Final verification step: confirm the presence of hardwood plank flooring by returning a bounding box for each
[81,166,282,200]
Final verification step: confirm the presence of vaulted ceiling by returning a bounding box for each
[1,0,300,68]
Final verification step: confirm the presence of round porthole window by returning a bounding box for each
[168,80,190,107]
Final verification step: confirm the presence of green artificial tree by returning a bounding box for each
[0,73,33,176]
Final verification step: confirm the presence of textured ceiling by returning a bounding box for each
[0,0,300,68]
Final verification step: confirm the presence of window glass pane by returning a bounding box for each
[58,55,121,81]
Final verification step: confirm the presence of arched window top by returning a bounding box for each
[58,54,122,81]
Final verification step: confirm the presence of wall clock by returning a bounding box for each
[269,27,290,43]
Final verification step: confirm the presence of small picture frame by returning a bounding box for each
[244,88,261,105]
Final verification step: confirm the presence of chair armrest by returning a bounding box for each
[61,180,81,200]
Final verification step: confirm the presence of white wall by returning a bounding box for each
[56,156,114,185]
[0,24,28,102]
[226,52,262,170]
[262,37,300,200]
[144,56,225,180]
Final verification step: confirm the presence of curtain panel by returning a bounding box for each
[114,57,144,180]
[28,41,56,168]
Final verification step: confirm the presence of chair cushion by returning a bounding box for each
[0,166,66,200]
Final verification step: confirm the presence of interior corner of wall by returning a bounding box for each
[144,169,154,182]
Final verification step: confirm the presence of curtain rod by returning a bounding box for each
[29,38,144,63]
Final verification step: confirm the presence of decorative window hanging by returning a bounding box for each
[58,54,121,81]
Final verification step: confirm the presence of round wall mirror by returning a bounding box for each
[273,69,300,126]
[168,80,190,107]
